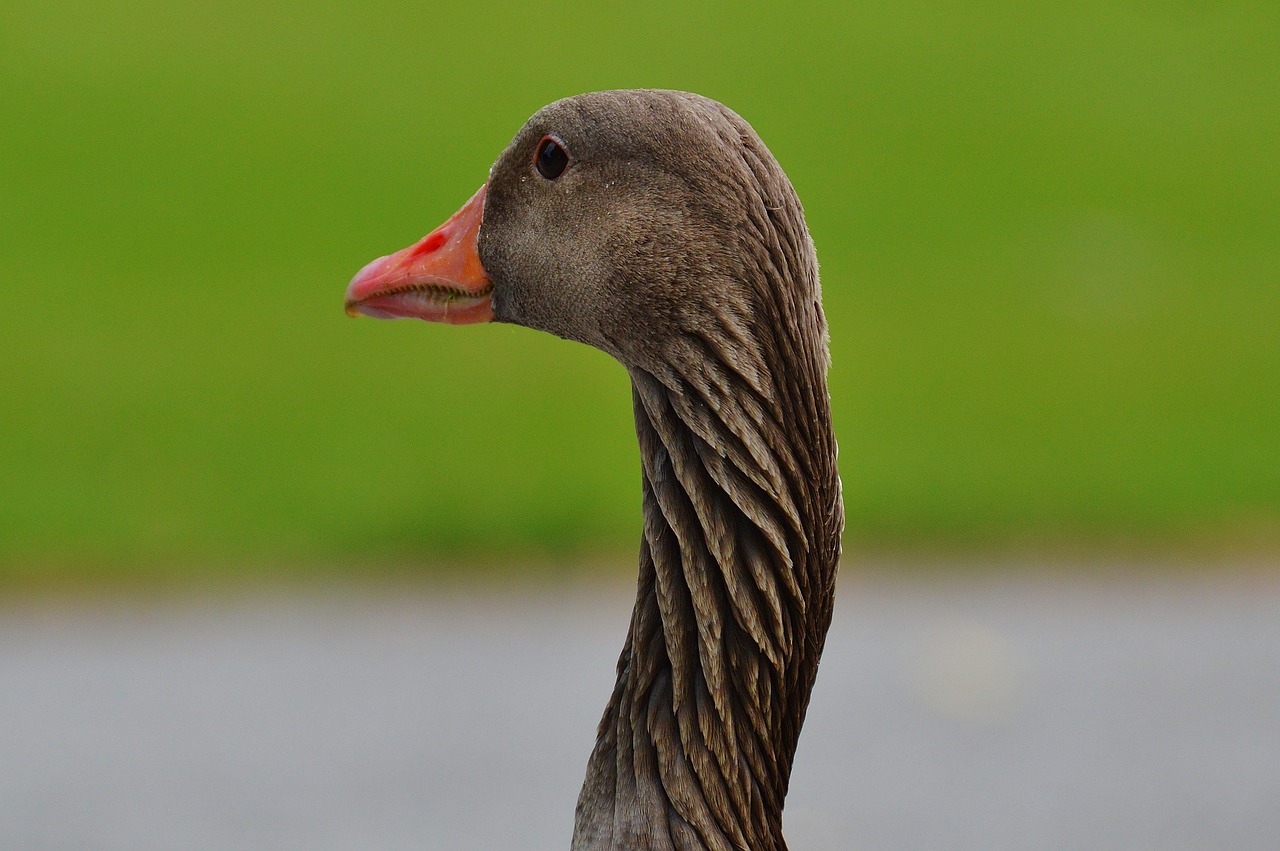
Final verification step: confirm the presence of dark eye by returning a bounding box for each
[534,135,569,180]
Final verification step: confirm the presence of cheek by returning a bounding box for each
[476,184,617,345]
[477,219,522,324]
[481,246,581,338]
[488,283,515,324]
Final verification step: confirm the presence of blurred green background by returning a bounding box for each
[2,1,1277,584]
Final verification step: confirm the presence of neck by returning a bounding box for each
[572,325,842,850]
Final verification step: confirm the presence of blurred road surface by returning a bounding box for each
[2,566,1277,850]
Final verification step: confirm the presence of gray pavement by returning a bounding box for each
[1,566,1277,850]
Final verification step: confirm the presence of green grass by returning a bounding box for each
[2,1,1277,577]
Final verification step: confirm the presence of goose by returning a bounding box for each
[345,89,843,851]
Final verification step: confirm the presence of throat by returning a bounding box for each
[572,367,842,851]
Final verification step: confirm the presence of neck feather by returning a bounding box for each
[572,304,842,850]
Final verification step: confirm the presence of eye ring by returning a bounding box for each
[534,135,569,180]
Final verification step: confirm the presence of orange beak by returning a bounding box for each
[344,185,493,325]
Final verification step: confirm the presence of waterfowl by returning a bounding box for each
[345,89,843,851]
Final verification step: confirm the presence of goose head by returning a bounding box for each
[345,89,822,379]
[345,89,841,851]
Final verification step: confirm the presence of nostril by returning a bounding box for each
[414,231,448,256]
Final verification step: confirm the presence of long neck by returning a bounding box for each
[572,315,843,850]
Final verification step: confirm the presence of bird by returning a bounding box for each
[345,89,843,851]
